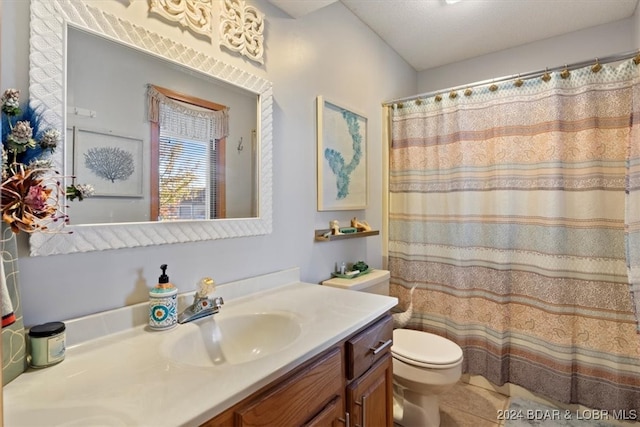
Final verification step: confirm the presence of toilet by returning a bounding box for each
[322,269,463,427]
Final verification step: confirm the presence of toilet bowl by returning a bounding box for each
[392,328,463,426]
[322,269,463,427]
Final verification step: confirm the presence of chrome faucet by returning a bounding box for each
[178,277,223,324]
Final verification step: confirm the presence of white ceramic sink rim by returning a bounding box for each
[161,310,303,367]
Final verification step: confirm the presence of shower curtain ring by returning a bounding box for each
[514,74,524,87]
[592,58,602,73]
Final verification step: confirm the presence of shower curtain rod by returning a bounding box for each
[382,49,640,106]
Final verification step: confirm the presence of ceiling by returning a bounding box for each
[267,0,639,71]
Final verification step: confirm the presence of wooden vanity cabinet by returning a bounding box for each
[346,315,394,427]
[203,314,393,427]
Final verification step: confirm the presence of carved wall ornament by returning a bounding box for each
[148,0,213,40]
[219,0,265,65]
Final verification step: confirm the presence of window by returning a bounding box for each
[148,85,228,221]
[158,134,213,220]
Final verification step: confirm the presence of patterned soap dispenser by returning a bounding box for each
[149,264,178,330]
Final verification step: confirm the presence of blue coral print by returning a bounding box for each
[324,109,363,200]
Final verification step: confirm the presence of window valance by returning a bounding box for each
[147,85,229,141]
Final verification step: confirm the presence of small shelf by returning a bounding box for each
[314,229,380,242]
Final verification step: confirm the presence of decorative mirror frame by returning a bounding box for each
[28,0,273,256]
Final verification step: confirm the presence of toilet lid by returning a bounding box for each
[392,329,463,367]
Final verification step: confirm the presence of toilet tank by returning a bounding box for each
[321,269,390,296]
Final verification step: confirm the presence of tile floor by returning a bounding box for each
[435,381,640,427]
[438,381,510,427]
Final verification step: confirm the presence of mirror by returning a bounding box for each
[28,0,273,256]
[66,27,258,224]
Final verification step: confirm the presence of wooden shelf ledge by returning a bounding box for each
[314,229,380,242]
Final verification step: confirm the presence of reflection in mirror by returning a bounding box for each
[28,0,272,256]
[149,85,229,221]
[66,27,258,225]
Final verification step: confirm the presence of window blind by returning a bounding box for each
[158,100,217,220]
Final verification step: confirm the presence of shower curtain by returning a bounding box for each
[389,59,640,411]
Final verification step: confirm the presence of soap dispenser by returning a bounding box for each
[149,264,178,330]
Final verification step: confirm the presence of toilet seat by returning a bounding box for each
[392,329,463,369]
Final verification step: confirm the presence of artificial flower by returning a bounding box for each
[0,89,20,116]
[1,165,66,234]
[66,184,95,202]
[1,88,91,234]
[6,121,36,154]
[27,159,53,174]
[39,129,60,152]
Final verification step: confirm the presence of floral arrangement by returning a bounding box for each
[1,88,94,234]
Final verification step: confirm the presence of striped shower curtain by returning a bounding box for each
[389,59,640,411]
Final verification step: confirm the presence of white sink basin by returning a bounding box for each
[162,311,302,367]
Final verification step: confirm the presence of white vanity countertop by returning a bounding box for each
[3,268,397,426]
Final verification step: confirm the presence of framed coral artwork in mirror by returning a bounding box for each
[72,128,143,198]
[316,96,368,211]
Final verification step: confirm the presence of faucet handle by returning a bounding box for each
[212,296,224,309]
[196,277,216,298]
[192,296,223,315]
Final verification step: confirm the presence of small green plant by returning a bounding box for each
[353,261,368,272]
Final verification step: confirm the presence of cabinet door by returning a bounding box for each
[304,396,345,427]
[235,347,344,427]
[346,354,393,427]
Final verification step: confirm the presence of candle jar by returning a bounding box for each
[28,321,66,368]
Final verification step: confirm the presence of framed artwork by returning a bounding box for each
[72,127,143,197]
[316,96,368,211]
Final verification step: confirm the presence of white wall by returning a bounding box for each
[2,0,416,326]
[418,16,636,94]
